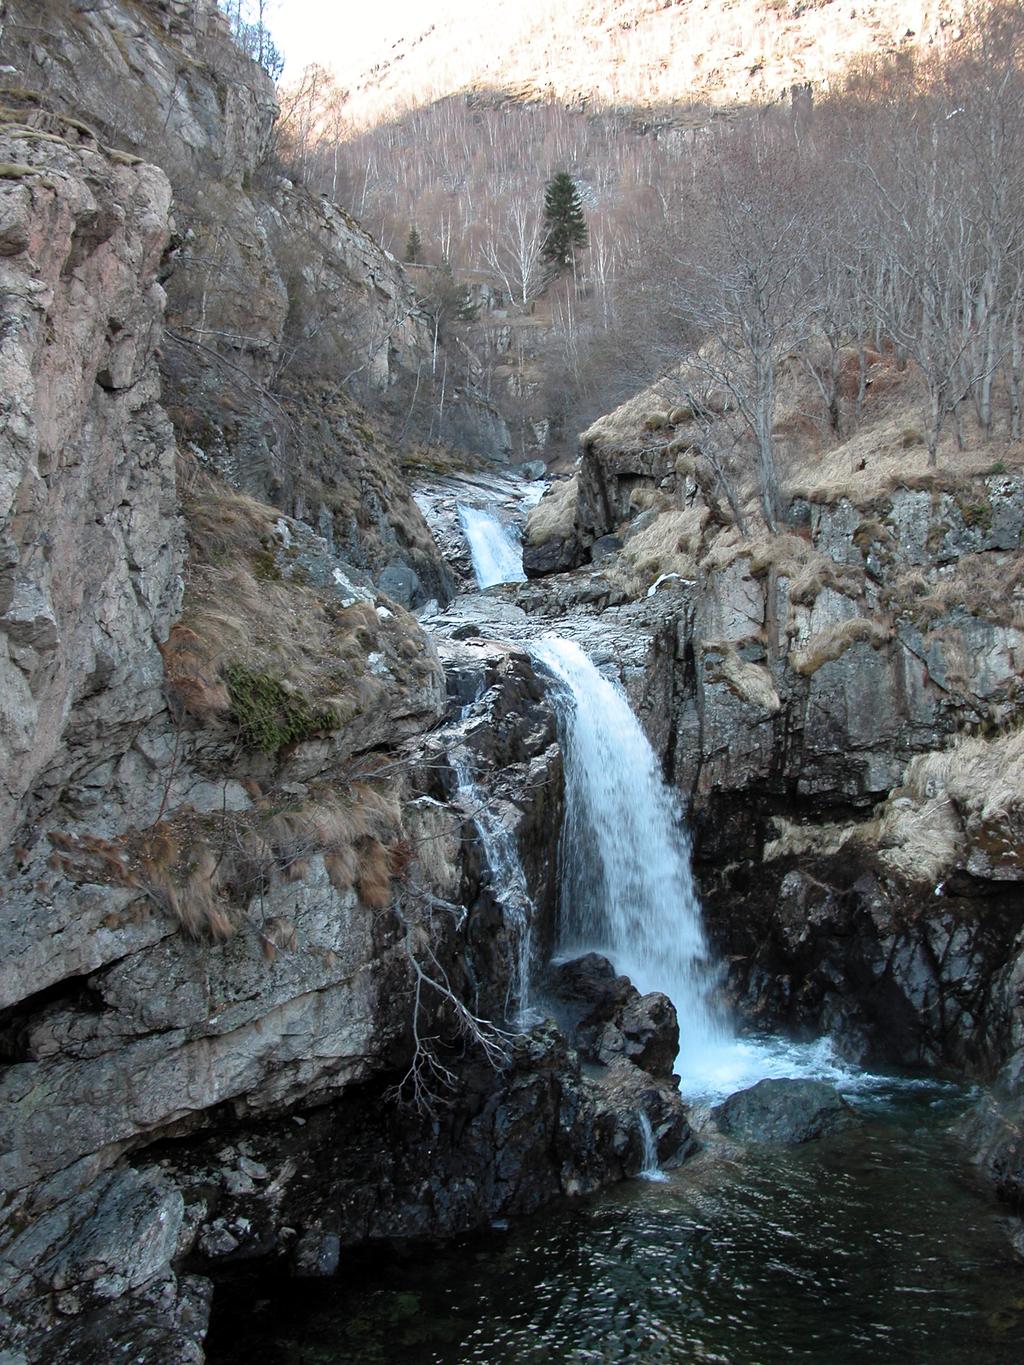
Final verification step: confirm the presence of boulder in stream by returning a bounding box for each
[550,953,680,1080]
[711,1078,859,1145]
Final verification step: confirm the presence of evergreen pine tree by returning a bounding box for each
[404,225,422,263]
[541,171,588,269]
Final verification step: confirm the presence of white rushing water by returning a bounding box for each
[531,635,870,1101]
[450,748,534,1022]
[531,636,730,1084]
[458,503,527,589]
[637,1111,668,1183]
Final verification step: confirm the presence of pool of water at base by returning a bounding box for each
[206,1077,1024,1365]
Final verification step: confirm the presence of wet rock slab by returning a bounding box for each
[711,1078,859,1145]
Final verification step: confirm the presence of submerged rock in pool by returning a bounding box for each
[711,1078,859,1145]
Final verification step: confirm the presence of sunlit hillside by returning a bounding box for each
[333,0,968,127]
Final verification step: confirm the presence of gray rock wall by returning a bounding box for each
[0,129,182,855]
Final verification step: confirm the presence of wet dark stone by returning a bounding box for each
[711,1078,859,1145]
[590,534,623,563]
[959,1062,1024,1212]
[550,955,679,1081]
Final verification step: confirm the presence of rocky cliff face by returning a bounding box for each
[0,118,181,858]
[2,0,505,608]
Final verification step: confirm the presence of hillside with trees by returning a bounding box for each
[275,1,1023,472]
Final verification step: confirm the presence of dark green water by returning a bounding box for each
[208,1082,1024,1365]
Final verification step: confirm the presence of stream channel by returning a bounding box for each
[208,487,1024,1364]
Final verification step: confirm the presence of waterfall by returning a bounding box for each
[531,636,731,1088]
[458,504,527,588]
[637,1112,668,1183]
[449,748,534,1022]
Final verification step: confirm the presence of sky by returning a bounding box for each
[265,0,471,83]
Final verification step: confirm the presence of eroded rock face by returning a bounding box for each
[143,1021,692,1297]
[1,0,474,608]
[0,129,182,855]
[549,953,680,1079]
[702,853,1024,1075]
[960,1058,1024,1213]
[516,391,1024,1118]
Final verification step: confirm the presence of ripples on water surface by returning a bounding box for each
[208,1080,1024,1365]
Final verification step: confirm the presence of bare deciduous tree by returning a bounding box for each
[669,127,820,530]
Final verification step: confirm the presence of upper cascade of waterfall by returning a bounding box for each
[531,636,731,1086]
[458,503,527,589]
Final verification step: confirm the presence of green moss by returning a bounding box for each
[989,460,1008,476]
[249,548,281,582]
[225,664,339,754]
[957,498,993,531]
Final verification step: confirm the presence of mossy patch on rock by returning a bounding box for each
[956,496,993,531]
[224,664,339,754]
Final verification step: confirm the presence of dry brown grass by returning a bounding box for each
[266,784,403,900]
[785,387,1024,507]
[882,553,1024,633]
[871,729,1024,884]
[903,728,1024,827]
[698,528,862,615]
[168,562,382,735]
[526,475,578,547]
[789,617,891,677]
[763,816,860,863]
[52,779,409,941]
[186,478,282,566]
[580,335,1021,627]
[766,730,1024,886]
[165,475,433,747]
[611,505,706,593]
[581,377,686,457]
[703,642,781,714]
[643,410,671,431]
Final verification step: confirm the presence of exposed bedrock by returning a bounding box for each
[519,394,1024,1099]
[0,124,181,859]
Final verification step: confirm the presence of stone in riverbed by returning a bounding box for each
[514,460,547,481]
[711,1078,859,1145]
[590,534,623,563]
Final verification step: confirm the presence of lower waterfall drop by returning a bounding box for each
[637,1111,668,1183]
[531,636,732,1088]
[457,503,527,588]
